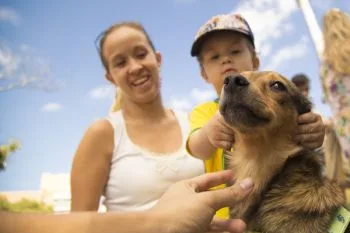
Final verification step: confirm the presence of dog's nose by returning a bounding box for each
[224,75,249,90]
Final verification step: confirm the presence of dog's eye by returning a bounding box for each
[271,81,286,91]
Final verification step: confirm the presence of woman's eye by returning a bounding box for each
[271,81,286,91]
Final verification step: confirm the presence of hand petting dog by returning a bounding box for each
[203,112,236,151]
[296,112,325,150]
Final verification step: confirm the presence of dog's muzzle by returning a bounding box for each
[223,75,249,93]
[221,74,271,128]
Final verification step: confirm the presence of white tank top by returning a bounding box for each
[103,110,204,212]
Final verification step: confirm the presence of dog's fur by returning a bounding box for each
[219,71,348,233]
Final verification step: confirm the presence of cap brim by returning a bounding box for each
[190,28,254,57]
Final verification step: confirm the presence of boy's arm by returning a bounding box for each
[188,127,217,160]
[187,104,234,160]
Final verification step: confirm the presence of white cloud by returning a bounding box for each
[190,88,216,103]
[231,0,313,69]
[41,103,63,112]
[233,0,299,52]
[168,88,216,112]
[19,44,32,52]
[89,85,115,99]
[0,45,20,79]
[0,43,62,92]
[259,44,272,58]
[264,36,309,70]
[0,7,20,25]
[169,97,192,111]
[284,22,294,33]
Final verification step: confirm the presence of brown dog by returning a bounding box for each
[219,71,347,233]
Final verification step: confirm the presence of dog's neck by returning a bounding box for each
[228,129,302,194]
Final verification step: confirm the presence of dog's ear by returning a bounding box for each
[292,92,312,114]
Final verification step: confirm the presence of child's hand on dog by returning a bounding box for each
[295,112,325,150]
[203,112,235,151]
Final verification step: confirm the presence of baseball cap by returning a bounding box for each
[191,13,255,57]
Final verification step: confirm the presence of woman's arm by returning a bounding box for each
[70,119,114,211]
[1,211,159,233]
[1,171,252,233]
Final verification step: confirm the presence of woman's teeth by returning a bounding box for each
[132,76,148,86]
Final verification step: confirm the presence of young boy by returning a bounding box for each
[186,13,326,219]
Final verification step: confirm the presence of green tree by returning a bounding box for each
[0,195,11,211]
[0,195,53,213]
[0,140,21,170]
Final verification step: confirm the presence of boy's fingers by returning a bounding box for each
[189,170,234,192]
[219,141,233,151]
[216,133,234,144]
[220,123,235,134]
[296,122,324,135]
[297,112,320,124]
[201,178,253,210]
[217,113,234,129]
[295,132,323,143]
[304,142,322,150]
[295,134,323,150]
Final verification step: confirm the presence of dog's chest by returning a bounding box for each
[230,192,261,221]
[230,151,346,233]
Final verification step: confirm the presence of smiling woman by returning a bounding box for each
[70,21,204,213]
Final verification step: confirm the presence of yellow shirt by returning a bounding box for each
[187,99,229,219]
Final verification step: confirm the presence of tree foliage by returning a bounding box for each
[0,195,53,213]
[0,140,21,170]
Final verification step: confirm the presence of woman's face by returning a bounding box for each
[103,26,162,104]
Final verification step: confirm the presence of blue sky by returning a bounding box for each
[0,0,349,191]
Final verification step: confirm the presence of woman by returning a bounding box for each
[70,22,205,212]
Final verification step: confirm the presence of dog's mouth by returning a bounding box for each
[220,99,271,128]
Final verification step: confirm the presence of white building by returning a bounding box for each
[1,172,106,213]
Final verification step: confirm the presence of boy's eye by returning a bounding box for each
[210,54,219,60]
[230,50,240,54]
[114,60,126,67]
[136,50,147,59]
[270,81,286,91]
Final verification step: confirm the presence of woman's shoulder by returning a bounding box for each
[75,119,114,162]
[85,119,114,140]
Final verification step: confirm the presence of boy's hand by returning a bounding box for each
[203,112,235,150]
[295,112,325,150]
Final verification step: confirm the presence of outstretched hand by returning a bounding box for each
[152,170,253,233]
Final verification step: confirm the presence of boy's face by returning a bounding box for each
[199,31,259,94]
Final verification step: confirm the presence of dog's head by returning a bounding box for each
[219,71,312,134]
